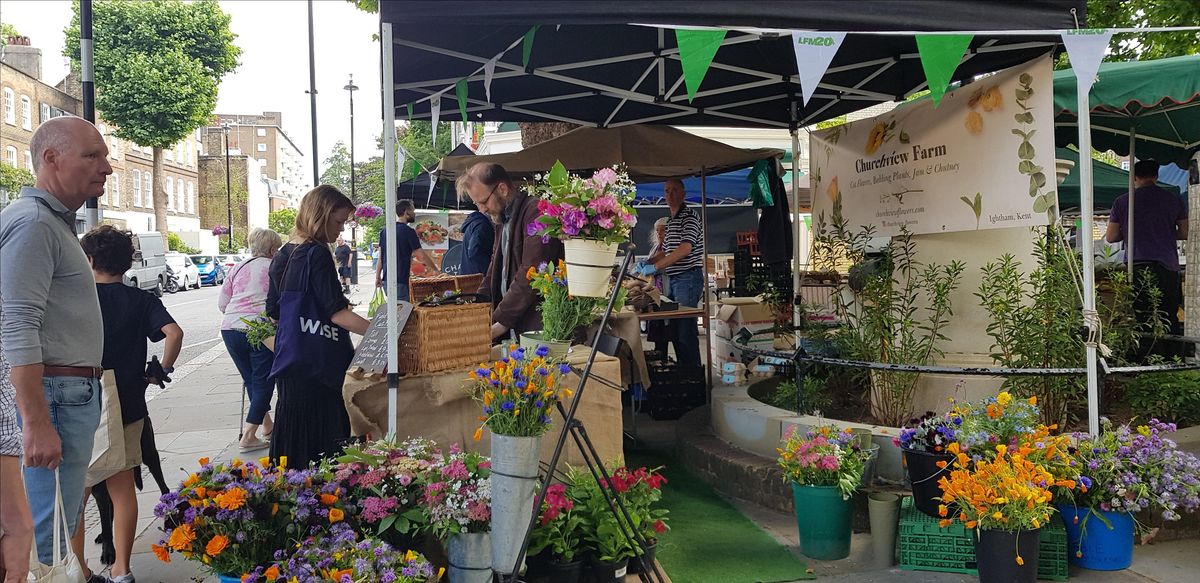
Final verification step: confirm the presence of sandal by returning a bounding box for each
[239,437,269,451]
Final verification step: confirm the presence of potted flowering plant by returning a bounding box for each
[894,411,961,517]
[777,425,870,560]
[355,203,383,221]
[153,457,351,582]
[528,482,587,582]
[606,465,668,574]
[419,445,493,583]
[251,522,443,582]
[1055,418,1200,571]
[333,437,442,548]
[212,225,229,236]
[950,391,1042,456]
[523,260,627,356]
[466,345,575,575]
[936,438,1076,583]
[563,467,636,583]
[528,161,637,297]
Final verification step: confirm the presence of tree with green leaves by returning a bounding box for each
[321,141,354,195]
[0,162,35,199]
[0,22,22,47]
[268,208,297,238]
[65,0,241,234]
[1087,0,1200,61]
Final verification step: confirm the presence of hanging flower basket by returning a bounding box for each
[562,238,619,297]
[211,225,229,236]
[355,203,383,220]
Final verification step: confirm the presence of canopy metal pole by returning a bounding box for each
[790,127,801,339]
[382,22,400,438]
[1077,82,1101,437]
[1125,129,1136,280]
[700,166,712,395]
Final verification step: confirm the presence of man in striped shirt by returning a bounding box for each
[637,179,704,365]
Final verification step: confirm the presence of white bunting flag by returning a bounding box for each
[1060,29,1112,93]
[430,92,443,146]
[790,31,847,105]
[483,57,498,103]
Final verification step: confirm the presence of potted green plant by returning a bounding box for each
[523,259,625,358]
[564,467,635,582]
[776,425,870,560]
[527,162,638,298]
[609,465,669,574]
[528,482,586,583]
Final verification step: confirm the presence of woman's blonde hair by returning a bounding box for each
[291,185,354,243]
[246,227,282,258]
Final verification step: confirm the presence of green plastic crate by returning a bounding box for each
[898,496,1068,581]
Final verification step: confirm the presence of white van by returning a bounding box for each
[124,232,168,297]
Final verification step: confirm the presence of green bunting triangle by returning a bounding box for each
[455,79,469,124]
[411,159,422,177]
[915,34,974,107]
[406,103,413,121]
[522,26,540,69]
[675,28,726,102]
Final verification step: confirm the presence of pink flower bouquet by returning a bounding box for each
[527,161,638,245]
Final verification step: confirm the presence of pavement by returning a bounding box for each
[77,269,1197,583]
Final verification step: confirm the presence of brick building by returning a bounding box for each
[202,112,308,211]
[1,36,201,233]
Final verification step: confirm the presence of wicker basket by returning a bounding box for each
[409,274,484,303]
[398,302,491,374]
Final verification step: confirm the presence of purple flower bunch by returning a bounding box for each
[526,161,637,245]
[250,522,443,583]
[333,437,442,538]
[355,204,384,220]
[777,425,870,499]
[893,411,961,453]
[419,444,492,540]
[1065,418,1200,522]
[212,225,229,236]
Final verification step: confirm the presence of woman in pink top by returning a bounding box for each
[218,228,282,450]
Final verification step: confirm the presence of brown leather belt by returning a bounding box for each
[42,366,103,379]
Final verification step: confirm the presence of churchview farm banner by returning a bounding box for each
[810,54,1057,236]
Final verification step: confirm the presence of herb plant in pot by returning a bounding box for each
[894,411,960,518]
[467,347,574,576]
[1055,418,1200,571]
[528,162,638,298]
[523,260,626,358]
[777,425,870,560]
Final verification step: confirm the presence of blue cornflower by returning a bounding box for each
[516,380,527,389]
[501,402,515,411]
[536,345,550,357]
[1080,475,1094,489]
[534,400,544,408]
[558,363,572,374]
[512,349,526,361]
[540,415,552,425]
[483,406,493,414]
[537,367,550,376]
[489,379,500,387]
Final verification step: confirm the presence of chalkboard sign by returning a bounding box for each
[351,301,414,375]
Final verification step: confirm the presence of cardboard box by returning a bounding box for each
[711,299,777,341]
[710,334,773,366]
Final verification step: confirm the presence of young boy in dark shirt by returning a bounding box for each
[72,226,182,583]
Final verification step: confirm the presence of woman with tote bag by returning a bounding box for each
[267,186,370,468]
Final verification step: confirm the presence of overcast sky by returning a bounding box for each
[0,0,384,176]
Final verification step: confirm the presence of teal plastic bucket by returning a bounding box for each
[1057,504,1134,570]
[792,483,853,560]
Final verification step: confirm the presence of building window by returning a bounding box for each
[5,146,16,166]
[177,179,185,212]
[257,143,267,152]
[40,103,50,123]
[133,169,142,206]
[166,147,174,162]
[101,176,109,205]
[110,132,119,158]
[256,128,266,137]
[111,172,120,207]
[3,88,13,124]
[20,96,32,130]
[166,177,174,210]
[145,174,153,208]
[187,182,194,214]
[23,151,32,172]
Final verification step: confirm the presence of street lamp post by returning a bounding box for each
[223,122,233,252]
[344,75,360,284]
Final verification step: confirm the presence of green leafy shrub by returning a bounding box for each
[1122,371,1200,427]
[770,376,831,415]
[166,232,200,254]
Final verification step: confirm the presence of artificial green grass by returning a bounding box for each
[627,450,814,583]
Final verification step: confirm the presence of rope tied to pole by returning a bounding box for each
[1081,307,1112,358]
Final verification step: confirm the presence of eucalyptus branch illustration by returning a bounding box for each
[1012,72,1056,219]
[880,188,924,205]
[961,192,983,229]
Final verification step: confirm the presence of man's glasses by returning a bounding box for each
[475,183,499,208]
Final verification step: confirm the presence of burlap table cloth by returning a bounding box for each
[342,352,626,468]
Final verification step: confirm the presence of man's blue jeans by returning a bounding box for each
[223,329,276,425]
[17,375,101,564]
[668,267,704,366]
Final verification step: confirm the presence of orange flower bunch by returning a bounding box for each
[936,441,1067,535]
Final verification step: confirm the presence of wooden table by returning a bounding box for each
[636,307,706,322]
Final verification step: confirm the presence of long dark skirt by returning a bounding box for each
[269,376,350,468]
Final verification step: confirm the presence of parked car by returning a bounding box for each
[191,254,226,286]
[218,254,248,273]
[165,252,201,291]
[123,232,168,297]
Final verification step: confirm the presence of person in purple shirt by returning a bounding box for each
[1105,159,1188,354]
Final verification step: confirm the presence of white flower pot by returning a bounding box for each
[563,238,618,298]
[490,433,542,575]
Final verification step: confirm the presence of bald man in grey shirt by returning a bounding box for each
[0,116,109,566]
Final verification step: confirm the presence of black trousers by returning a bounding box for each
[1132,261,1185,358]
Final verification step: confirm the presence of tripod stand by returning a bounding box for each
[504,242,667,583]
